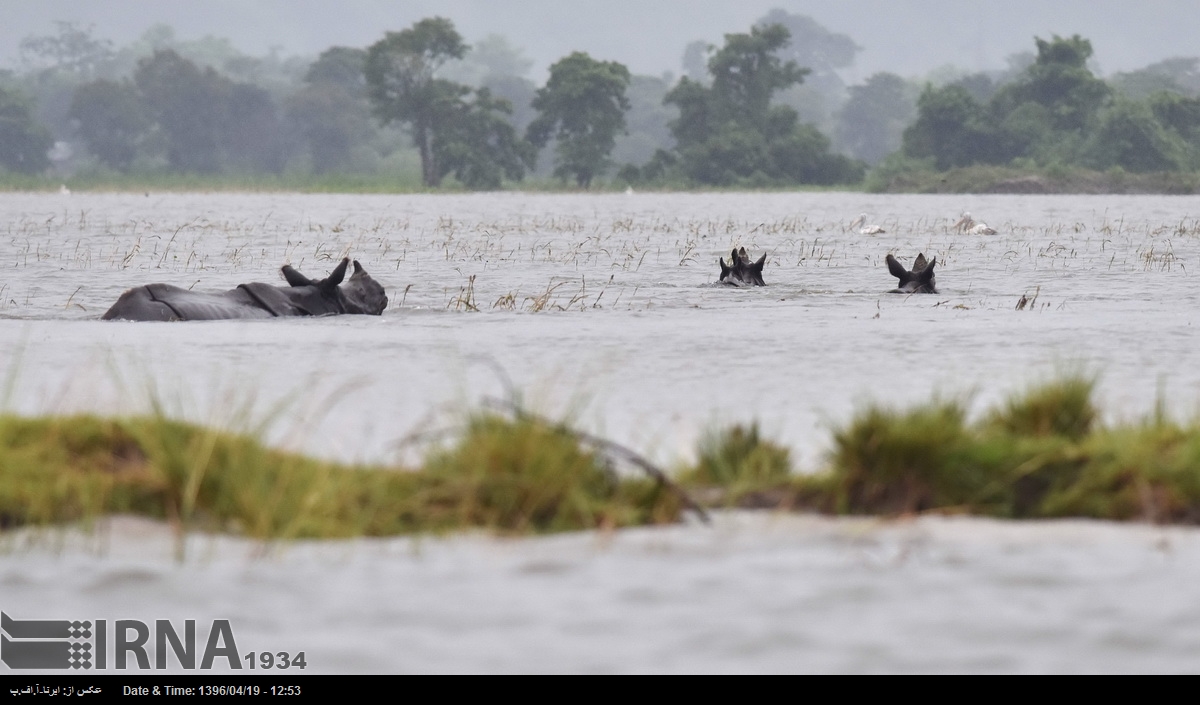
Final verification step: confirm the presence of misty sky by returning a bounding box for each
[2,0,1197,82]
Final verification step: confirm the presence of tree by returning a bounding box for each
[1150,91,1200,139]
[69,79,148,170]
[902,84,1014,169]
[15,22,117,142]
[0,86,53,174]
[991,35,1110,132]
[663,23,861,186]
[612,74,677,168]
[364,17,469,186]
[680,41,710,84]
[1149,92,1200,169]
[134,49,229,173]
[755,10,859,86]
[666,23,809,168]
[1083,99,1184,172]
[755,10,860,129]
[304,46,369,92]
[19,21,113,79]
[221,83,285,173]
[527,52,631,188]
[435,88,535,189]
[835,72,918,164]
[482,73,538,133]
[1112,58,1200,100]
[286,47,374,174]
[705,24,808,135]
[134,49,285,174]
[442,34,534,88]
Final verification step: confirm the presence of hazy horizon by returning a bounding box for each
[2,0,1198,83]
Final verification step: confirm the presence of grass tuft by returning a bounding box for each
[807,377,1200,523]
[826,400,978,514]
[984,375,1097,440]
[678,423,791,499]
[418,412,678,533]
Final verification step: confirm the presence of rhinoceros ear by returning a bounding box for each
[281,265,313,287]
[920,257,937,281]
[719,257,731,279]
[751,253,766,272]
[352,260,365,275]
[886,254,908,281]
[913,253,929,272]
[321,257,350,290]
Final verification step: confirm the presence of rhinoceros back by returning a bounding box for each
[102,284,276,321]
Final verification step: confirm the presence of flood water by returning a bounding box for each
[3,190,1200,673]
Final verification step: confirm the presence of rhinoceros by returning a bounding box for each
[101,257,388,321]
[886,253,937,294]
[719,247,767,287]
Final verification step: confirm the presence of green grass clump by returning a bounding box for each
[984,376,1098,440]
[1034,422,1200,523]
[0,412,680,540]
[677,423,792,504]
[826,400,986,514]
[810,376,1200,523]
[0,413,407,539]
[418,413,678,533]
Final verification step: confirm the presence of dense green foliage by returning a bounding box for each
[526,52,631,188]
[898,34,1200,178]
[364,18,535,189]
[656,23,864,187]
[68,78,146,170]
[11,16,1200,190]
[285,47,374,175]
[835,73,918,165]
[0,86,53,173]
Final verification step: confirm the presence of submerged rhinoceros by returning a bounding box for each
[101,257,388,321]
[719,247,767,287]
[886,253,938,294]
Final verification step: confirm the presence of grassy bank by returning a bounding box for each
[11,165,1200,195]
[0,171,431,194]
[689,376,1200,523]
[11,160,1200,195]
[0,411,681,540]
[7,376,1200,541]
[0,172,862,195]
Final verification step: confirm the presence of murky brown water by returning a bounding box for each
[3,191,1200,673]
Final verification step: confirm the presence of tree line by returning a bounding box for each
[4,14,1200,188]
[897,35,1200,175]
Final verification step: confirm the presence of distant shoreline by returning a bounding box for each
[6,167,1200,196]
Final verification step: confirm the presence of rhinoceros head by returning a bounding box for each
[719,247,767,287]
[342,260,389,315]
[281,257,388,315]
[886,252,938,294]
